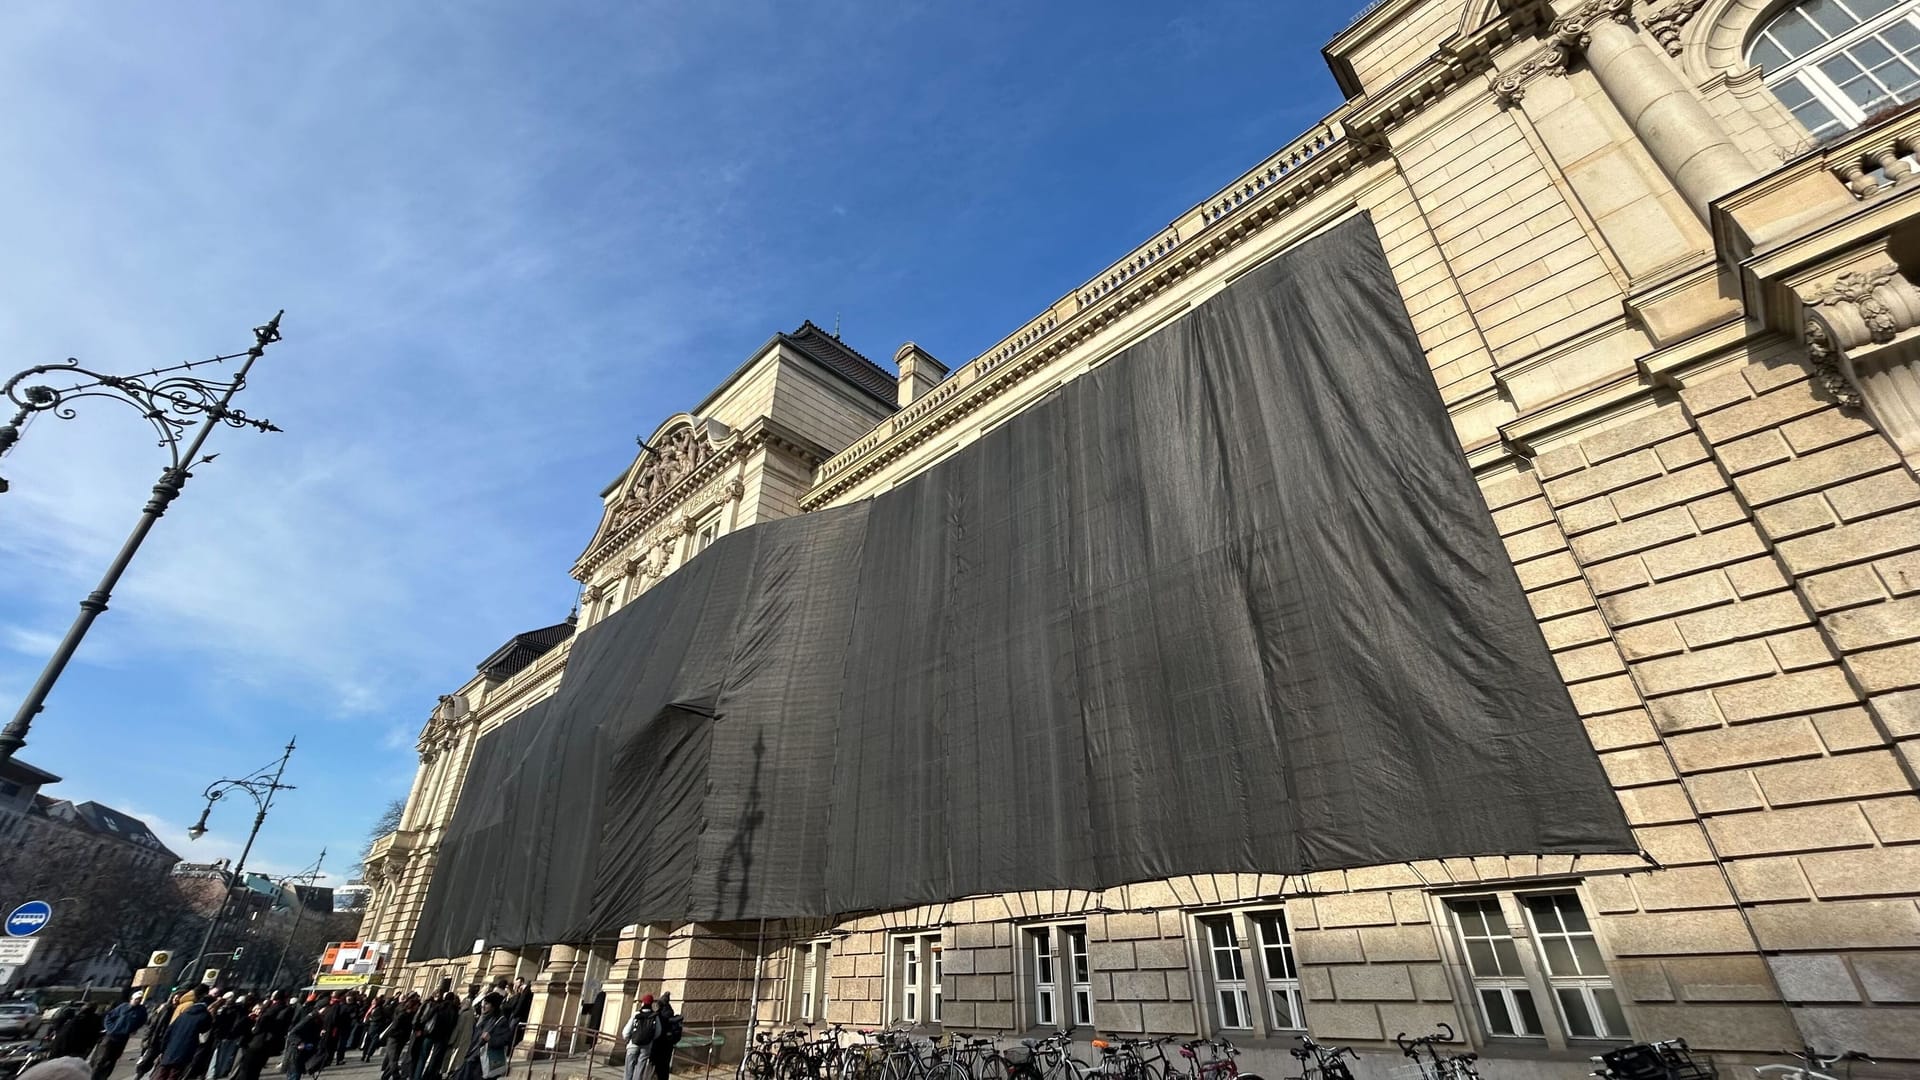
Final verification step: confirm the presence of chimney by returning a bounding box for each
[894,342,949,407]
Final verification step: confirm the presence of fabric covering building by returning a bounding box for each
[361,0,1920,1073]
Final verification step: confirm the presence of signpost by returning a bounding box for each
[5,900,52,937]
[0,938,41,967]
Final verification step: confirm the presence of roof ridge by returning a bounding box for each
[781,321,898,405]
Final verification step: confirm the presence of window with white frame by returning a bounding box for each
[1751,0,1920,140]
[1031,929,1058,1027]
[1066,926,1092,1028]
[1447,896,1545,1039]
[1251,913,1305,1032]
[1524,894,1627,1041]
[792,940,831,1023]
[891,933,941,1027]
[694,513,722,555]
[1027,923,1091,1030]
[1192,908,1306,1036]
[931,941,943,1023]
[1202,917,1251,1030]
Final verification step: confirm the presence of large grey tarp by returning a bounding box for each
[409,215,1633,960]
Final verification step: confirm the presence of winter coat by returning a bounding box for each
[159,1002,212,1067]
[104,1002,149,1039]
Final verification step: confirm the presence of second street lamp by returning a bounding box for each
[187,738,296,988]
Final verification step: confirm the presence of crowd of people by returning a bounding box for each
[11,975,688,1080]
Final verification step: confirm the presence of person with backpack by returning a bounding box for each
[645,994,680,1080]
[619,997,656,1080]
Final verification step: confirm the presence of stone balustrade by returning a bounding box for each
[1823,104,1920,199]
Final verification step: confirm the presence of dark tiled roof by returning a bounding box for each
[780,321,898,405]
[0,759,60,786]
[476,617,576,681]
[72,801,176,858]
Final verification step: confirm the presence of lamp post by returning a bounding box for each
[187,738,296,988]
[265,848,326,993]
[0,313,285,771]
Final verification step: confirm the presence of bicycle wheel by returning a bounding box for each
[744,1051,776,1080]
[777,1049,815,1080]
[972,1054,1009,1080]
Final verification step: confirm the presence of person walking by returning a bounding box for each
[92,993,149,1080]
[619,997,657,1080]
[211,994,249,1079]
[135,993,182,1080]
[235,993,292,1080]
[153,987,213,1080]
[644,994,679,1080]
[361,995,392,1065]
[436,994,472,1080]
[378,995,418,1080]
[283,999,324,1080]
[51,1004,104,1063]
[458,995,513,1080]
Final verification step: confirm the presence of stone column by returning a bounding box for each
[1562,0,1758,220]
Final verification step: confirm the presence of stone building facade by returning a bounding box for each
[363,0,1920,1073]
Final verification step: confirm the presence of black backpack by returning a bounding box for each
[660,1010,683,1044]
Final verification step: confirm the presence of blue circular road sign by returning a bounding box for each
[5,900,51,937]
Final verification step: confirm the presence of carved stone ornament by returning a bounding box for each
[1493,0,1631,104]
[1816,265,1903,345]
[1645,0,1709,57]
[1493,42,1570,104]
[725,477,745,500]
[584,583,604,603]
[1804,320,1864,409]
[680,513,699,535]
[624,556,643,578]
[1550,0,1632,51]
[612,422,717,526]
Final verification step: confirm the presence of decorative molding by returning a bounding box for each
[1804,320,1864,409]
[725,477,745,500]
[1645,0,1708,57]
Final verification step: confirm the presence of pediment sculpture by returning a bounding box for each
[613,422,716,527]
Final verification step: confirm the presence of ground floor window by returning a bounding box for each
[1192,908,1304,1036]
[792,939,831,1023]
[891,932,942,1026]
[1026,923,1091,1030]
[1444,890,1625,1043]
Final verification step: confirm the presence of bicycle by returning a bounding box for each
[1158,1039,1262,1080]
[1754,1046,1875,1080]
[1589,1037,1715,1080]
[1393,1024,1478,1080]
[1287,1035,1355,1080]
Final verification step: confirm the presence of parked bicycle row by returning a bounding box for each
[739,1026,1260,1080]
[741,1025,1878,1080]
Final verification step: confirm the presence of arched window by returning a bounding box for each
[1751,0,1920,140]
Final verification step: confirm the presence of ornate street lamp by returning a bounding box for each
[0,313,285,770]
[186,738,297,988]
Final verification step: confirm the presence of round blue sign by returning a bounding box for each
[5,900,51,937]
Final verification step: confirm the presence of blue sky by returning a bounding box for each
[0,2,1362,885]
